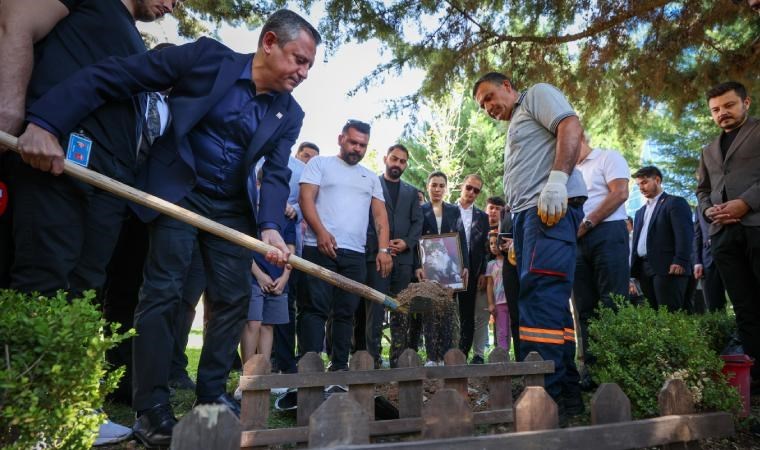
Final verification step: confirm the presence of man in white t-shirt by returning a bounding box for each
[298,120,392,370]
[573,133,630,384]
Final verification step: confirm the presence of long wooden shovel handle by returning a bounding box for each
[0,130,400,310]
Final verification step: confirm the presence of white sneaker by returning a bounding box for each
[93,419,132,446]
[271,387,289,395]
[233,386,242,401]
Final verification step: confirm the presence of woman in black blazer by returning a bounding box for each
[415,171,468,366]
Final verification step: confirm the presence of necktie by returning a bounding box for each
[146,93,162,145]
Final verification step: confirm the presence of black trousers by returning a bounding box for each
[701,264,727,312]
[273,270,299,374]
[132,190,253,411]
[712,224,760,377]
[573,220,630,359]
[102,213,150,405]
[502,257,521,359]
[458,269,480,358]
[298,246,366,370]
[638,259,688,312]
[170,247,205,380]
[10,156,132,296]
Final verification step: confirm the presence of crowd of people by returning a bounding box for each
[0,1,758,448]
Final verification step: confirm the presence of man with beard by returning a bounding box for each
[0,0,177,445]
[298,120,392,371]
[697,80,760,387]
[355,144,422,368]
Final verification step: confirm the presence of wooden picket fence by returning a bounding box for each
[170,348,735,450]
[238,347,550,447]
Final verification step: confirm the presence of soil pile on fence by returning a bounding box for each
[395,281,454,314]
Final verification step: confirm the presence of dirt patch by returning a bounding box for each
[395,280,454,314]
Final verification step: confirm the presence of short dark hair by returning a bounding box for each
[152,42,176,51]
[706,81,748,102]
[632,166,663,181]
[486,196,506,207]
[387,144,409,157]
[463,173,483,185]
[472,72,515,98]
[427,171,448,184]
[342,119,371,135]
[258,9,321,48]
[297,141,320,154]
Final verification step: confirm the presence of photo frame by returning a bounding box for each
[418,232,466,292]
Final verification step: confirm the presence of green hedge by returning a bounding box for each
[588,298,741,418]
[0,290,129,449]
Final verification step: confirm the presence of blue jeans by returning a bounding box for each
[298,246,367,370]
[513,205,582,399]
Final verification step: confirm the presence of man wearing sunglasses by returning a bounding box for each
[455,174,490,363]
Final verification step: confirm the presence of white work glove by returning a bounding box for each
[537,170,568,227]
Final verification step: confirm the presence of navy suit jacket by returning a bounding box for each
[693,207,714,268]
[27,37,302,232]
[415,202,469,271]
[630,192,694,278]
[366,177,423,265]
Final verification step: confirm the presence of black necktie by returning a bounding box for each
[146,93,162,145]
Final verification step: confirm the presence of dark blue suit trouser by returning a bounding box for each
[298,246,366,370]
[573,220,630,361]
[513,205,582,400]
[638,260,688,312]
[133,189,253,411]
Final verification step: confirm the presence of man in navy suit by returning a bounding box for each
[630,166,694,311]
[454,174,490,363]
[16,10,321,447]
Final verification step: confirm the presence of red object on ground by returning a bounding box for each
[720,354,754,417]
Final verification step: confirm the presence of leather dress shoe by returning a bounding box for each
[194,392,241,417]
[133,403,177,448]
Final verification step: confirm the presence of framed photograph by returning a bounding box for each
[419,233,466,292]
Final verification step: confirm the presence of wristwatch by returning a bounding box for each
[582,218,595,230]
[379,248,392,254]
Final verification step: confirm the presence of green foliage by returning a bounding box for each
[400,85,505,207]
[588,298,741,418]
[0,290,130,449]
[313,0,760,141]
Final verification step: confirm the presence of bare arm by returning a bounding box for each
[586,179,629,225]
[371,198,391,249]
[0,0,68,135]
[552,116,583,175]
[371,197,393,277]
[299,182,337,258]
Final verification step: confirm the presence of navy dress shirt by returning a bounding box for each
[190,58,273,198]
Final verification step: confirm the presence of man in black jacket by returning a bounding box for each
[358,144,422,368]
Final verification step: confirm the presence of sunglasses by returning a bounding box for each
[464,184,481,195]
